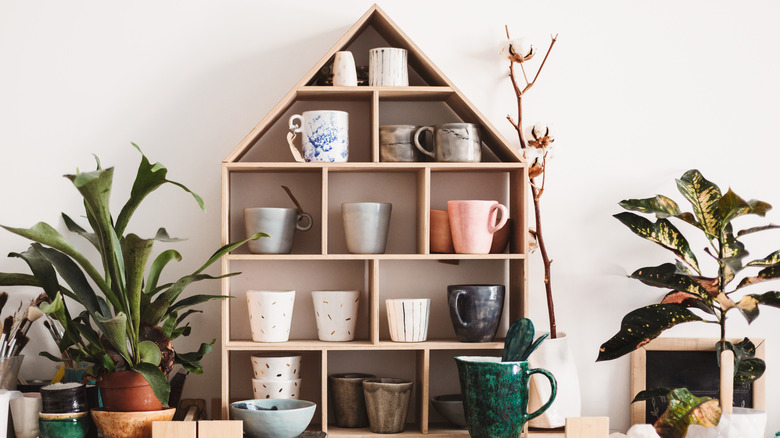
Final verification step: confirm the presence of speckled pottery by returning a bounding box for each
[250,355,301,381]
[230,399,316,438]
[455,356,557,438]
[252,379,301,400]
[312,291,361,341]
[246,290,296,342]
[447,285,505,343]
[329,373,375,428]
[362,378,413,434]
[38,412,91,438]
[90,407,175,438]
[288,110,349,163]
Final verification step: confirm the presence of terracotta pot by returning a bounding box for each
[430,210,454,253]
[97,372,162,412]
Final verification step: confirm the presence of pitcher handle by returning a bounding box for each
[525,367,557,422]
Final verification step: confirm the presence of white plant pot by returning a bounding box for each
[685,408,766,437]
[527,332,582,428]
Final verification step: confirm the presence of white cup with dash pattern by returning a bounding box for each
[247,290,296,342]
[312,291,360,342]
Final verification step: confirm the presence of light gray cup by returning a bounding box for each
[414,123,482,162]
[379,125,422,162]
[342,202,392,254]
[244,207,313,254]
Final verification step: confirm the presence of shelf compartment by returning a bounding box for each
[228,260,370,342]
[377,260,510,342]
[224,339,506,351]
[228,170,323,255]
[327,171,423,255]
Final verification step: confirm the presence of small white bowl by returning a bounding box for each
[252,378,302,400]
[250,355,302,381]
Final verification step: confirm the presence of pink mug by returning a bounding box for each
[447,200,508,254]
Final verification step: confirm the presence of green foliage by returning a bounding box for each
[599,170,779,387]
[502,318,548,362]
[651,388,721,438]
[0,145,265,405]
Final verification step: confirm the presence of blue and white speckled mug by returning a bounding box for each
[289,110,349,162]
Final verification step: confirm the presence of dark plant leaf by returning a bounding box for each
[619,196,682,218]
[735,291,780,323]
[146,250,182,295]
[614,213,700,274]
[61,213,99,249]
[0,272,41,288]
[175,340,214,374]
[193,233,267,275]
[502,318,534,362]
[632,387,674,403]
[169,294,231,314]
[721,224,748,282]
[660,291,715,315]
[9,246,69,302]
[526,333,549,359]
[654,388,720,438]
[155,273,236,310]
[737,224,780,237]
[718,189,772,228]
[734,358,766,386]
[746,250,780,268]
[123,233,155,335]
[630,263,715,301]
[736,265,780,290]
[132,362,170,405]
[597,304,703,361]
[96,312,131,365]
[675,169,722,239]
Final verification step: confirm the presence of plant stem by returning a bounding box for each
[532,184,557,338]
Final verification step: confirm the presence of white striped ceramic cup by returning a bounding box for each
[385,299,430,342]
[369,48,408,86]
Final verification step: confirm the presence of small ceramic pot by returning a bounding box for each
[90,407,176,438]
[97,371,162,412]
[38,414,91,438]
[386,299,430,342]
[329,373,375,428]
[250,355,302,381]
[363,378,413,434]
[312,290,360,341]
[431,394,466,428]
[246,290,296,342]
[379,125,422,162]
[342,202,392,254]
[333,51,358,86]
[244,207,313,254]
[447,284,505,343]
[252,378,301,400]
[10,392,42,438]
[429,210,454,253]
[40,382,88,413]
[369,48,408,86]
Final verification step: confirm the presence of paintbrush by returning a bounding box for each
[8,306,43,356]
[0,292,7,315]
[0,315,13,357]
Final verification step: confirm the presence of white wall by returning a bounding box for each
[2,0,779,432]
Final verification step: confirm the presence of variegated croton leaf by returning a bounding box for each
[736,291,780,323]
[597,304,703,361]
[675,169,722,239]
[717,188,772,228]
[735,265,780,291]
[745,250,780,268]
[717,338,766,386]
[614,212,700,274]
[720,224,748,282]
[630,263,716,303]
[654,388,720,438]
[620,195,701,229]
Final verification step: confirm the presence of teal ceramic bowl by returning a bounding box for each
[38,414,91,438]
[230,399,316,438]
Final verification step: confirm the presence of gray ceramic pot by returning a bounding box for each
[362,378,413,433]
[342,202,392,254]
[447,285,505,342]
[329,373,375,428]
[244,207,312,254]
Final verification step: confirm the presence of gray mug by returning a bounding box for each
[244,207,313,254]
[414,123,482,162]
[342,202,392,254]
[379,125,422,162]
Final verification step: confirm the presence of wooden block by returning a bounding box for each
[565,417,610,438]
[152,421,196,438]
[198,420,243,438]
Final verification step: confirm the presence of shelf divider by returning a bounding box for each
[416,349,430,434]
[370,259,380,344]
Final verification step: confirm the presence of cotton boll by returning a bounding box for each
[532,122,554,142]
[500,37,535,62]
[626,424,661,438]
[523,145,544,165]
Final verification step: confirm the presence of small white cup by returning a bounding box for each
[250,355,302,381]
[386,299,430,342]
[246,290,296,343]
[369,47,409,86]
[252,378,302,400]
[312,291,360,341]
[10,392,41,438]
[333,51,358,86]
[0,389,21,438]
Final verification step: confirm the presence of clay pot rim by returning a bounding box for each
[363,377,413,386]
[329,373,375,380]
[91,407,175,417]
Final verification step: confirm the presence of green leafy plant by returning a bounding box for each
[0,144,264,404]
[502,318,548,361]
[633,388,721,438]
[597,169,779,388]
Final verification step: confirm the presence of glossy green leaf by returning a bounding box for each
[736,265,780,290]
[123,233,155,334]
[632,387,674,403]
[614,212,700,274]
[9,246,69,301]
[61,213,99,249]
[138,340,162,366]
[132,362,170,405]
[746,250,780,268]
[721,224,748,282]
[115,143,204,237]
[630,263,716,301]
[597,304,703,361]
[676,169,722,239]
[502,318,535,362]
[619,196,682,218]
[660,291,715,315]
[175,340,214,375]
[717,339,765,386]
[654,388,720,438]
[146,249,182,294]
[193,232,267,275]
[169,294,231,314]
[718,189,772,228]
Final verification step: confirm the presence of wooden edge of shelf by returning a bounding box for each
[224,339,506,351]
[226,253,525,261]
[223,162,525,171]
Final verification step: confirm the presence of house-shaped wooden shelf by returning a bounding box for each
[220,5,534,437]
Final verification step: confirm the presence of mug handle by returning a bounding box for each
[487,203,508,233]
[449,289,470,328]
[296,212,313,231]
[289,114,304,134]
[413,126,435,159]
[524,367,557,422]
[287,114,306,162]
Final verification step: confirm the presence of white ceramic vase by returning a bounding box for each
[527,332,582,428]
[246,290,296,342]
[312,290,360,341]
[333,51,358,86]
[686,408,766,437]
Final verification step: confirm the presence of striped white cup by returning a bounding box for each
[369,48,408,86]
[386,299,430,342]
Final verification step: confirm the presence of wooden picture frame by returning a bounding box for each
[630,337,766,424]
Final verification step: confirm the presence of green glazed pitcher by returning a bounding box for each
[455,356,557,438]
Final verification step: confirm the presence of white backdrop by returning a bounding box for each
[2,0,779,432]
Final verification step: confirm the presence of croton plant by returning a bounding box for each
[598,169,780,384]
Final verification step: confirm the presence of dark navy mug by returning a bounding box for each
[447,284,505,342]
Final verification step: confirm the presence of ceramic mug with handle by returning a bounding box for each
[447,200,508,254]
[414,123,481,162]
[289,110,349,162]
